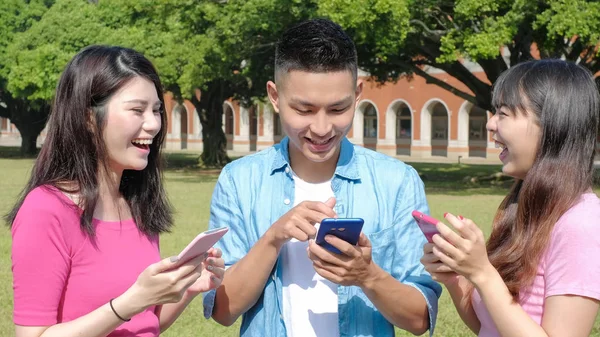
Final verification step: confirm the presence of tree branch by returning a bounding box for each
[428,59,492,104]
[408,64,480,107]
[410,19,448,42]
[477,55,509,85]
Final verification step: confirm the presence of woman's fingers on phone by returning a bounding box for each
[171,255,206,280]
[424,262,454,274]
[460,217,484,241]
[205,262,225,279]
[445,213,475,241]
[180,267,203,292]
[148,256,183,275]
[436,219,465,248]
[204,257,226,277]
[205,256,225,269]
[207,247,222,258]
[420,251,441,264]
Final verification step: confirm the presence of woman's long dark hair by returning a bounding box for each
[486,59,599,299]
[6,45,173,236]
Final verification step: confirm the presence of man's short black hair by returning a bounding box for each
[274,18,358,84]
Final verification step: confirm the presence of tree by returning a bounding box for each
[98,0,317,167]
[318,0,600,111]
[0,0,54,155]
[94,0,240,167]
[187,0,317,166]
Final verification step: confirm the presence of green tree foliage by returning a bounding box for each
[318,0,600,111]
[4,0,600,160]
[0,0,54,155]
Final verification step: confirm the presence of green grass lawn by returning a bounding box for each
[0,149,598,336]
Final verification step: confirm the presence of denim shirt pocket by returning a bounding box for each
[365,224,397,273]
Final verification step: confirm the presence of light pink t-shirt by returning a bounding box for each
[11,186,161,336]
[472,192,600,336]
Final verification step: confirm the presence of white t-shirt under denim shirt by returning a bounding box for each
[282,171,337,337]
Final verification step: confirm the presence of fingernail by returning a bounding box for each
[206,265,214,271]
[443,213,448,218]
[458,215,464,220]
[169,256,180,263]
[211,275,219,282]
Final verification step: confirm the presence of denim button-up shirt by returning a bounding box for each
[203,137,442,337]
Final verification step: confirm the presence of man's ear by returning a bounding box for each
[267,81,280,113]
[354,79,364,108]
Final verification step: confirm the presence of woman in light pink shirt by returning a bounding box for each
[8,45,225,337]
[421,59,600,336]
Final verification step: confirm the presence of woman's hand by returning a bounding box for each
[430,213,495,286]
[420,242,461,285]
[127,254,206,312]
[186,247,225,296]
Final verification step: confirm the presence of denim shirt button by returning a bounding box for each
[283,198,290,205]
[285,167,290,173]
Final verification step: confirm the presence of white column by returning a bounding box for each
[188,108,203,151]
[167,105,182,150]
[351,108,364,146]
[257,103,275,151]
[233,105,251,152]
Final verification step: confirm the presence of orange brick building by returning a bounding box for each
[161,67,501,161]
[1,67,502,161]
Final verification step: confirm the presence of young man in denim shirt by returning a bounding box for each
[203,18,442,337]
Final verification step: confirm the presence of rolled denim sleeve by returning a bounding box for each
[203,165,248,319]
[395,166,442,336]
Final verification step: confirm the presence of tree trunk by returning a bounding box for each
[13,121,44,156]
[0,95,50,156]
[191,80,232,168]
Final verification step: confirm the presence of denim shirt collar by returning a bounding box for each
[270,137,360,181]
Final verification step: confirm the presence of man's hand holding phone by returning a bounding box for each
[264,197,337,249]
[307,231,383,288]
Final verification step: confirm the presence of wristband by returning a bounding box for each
[109,298,131,322]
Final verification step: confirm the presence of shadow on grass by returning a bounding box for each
[165,171,220,184]
[6,148,596,197]
[162,152,244,184]
[409,163,513,196]
[162,152,241,171]
[0,146,39,159]
[163,155,515,195]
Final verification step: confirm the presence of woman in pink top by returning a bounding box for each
[8,45,225,337]
[421,59,600,336]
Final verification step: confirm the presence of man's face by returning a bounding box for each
[267,70,362,164]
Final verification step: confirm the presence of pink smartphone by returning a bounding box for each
[176,227,229,264]
[411,210,441,243]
